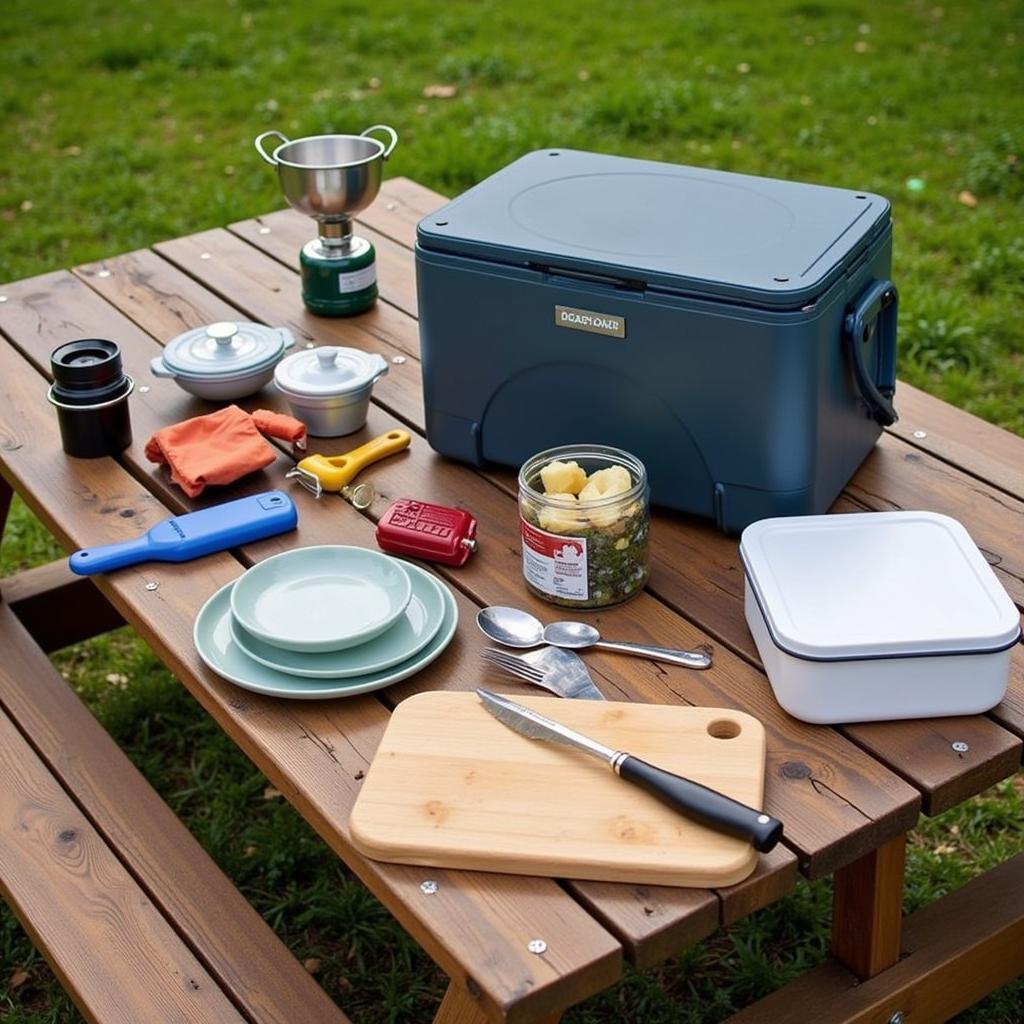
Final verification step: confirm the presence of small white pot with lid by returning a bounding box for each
[740,511,1020,724]
[151,321,295,400]
[274,345,388,436]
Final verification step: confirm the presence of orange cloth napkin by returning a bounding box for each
[145,405,306,497]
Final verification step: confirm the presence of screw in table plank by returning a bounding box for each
[952,740,969,753]
[392,355,406,365]
[259,227,271,235]
[200,253,211,260]
[144,581,159,592]
[527,939,547,954]
[913,430,927,439]
[888,1012,904,1024]
[97,269,111,278]
[419,880,438,895]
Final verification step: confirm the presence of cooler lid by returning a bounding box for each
[739,512,1021,661]
[418,149,891,308]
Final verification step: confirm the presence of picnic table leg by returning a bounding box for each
[0,473,12,538]
[831,833,906,979]
[434,981,564,1024]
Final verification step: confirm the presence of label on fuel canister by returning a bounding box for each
[338,265,377,293]
[521,520,588,601]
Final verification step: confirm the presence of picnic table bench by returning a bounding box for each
[0,174,1022,1024]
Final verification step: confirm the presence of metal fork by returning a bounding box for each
[480,646,605,701]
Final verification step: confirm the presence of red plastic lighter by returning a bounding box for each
[375,499,478,566]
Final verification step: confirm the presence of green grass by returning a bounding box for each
[1,0,1023,1020]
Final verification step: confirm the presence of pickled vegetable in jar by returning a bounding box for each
[518,445,650,609]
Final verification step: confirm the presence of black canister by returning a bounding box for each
[48,339,134,458]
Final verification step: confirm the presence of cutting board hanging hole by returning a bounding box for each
[707,719,742,740]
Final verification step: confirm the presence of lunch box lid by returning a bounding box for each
[274,346,388,398]
[162,321,291,379]
[739,512,1021,661]
[417,149,891,309]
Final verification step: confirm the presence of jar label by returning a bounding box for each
[338,265,377,294]
[521,520,588,601]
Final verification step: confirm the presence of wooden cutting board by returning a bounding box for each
[350,691,768,887]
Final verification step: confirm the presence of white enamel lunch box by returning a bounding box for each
[740,511,1020,724]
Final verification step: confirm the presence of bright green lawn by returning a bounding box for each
[1,0,1022,1021]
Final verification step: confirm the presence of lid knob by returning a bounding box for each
[315,346,339,370]
[207,322,239,346]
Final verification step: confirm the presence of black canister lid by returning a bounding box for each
[50,339,127,401]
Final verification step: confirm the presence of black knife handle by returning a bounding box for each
[616,755,783,853]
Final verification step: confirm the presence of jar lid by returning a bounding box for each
[162,322,292,379]
[274,346,388,397]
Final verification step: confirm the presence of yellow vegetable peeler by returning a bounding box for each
[286,429,411,505]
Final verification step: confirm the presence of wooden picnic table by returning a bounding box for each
[0,175,1022,1024]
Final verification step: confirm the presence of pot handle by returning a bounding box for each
[843,279,899,426]
[368,353,390,384]
[361,124,399,159]
[254,130,289,165]
[150,356,175,379]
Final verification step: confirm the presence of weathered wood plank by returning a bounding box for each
[890,381,1024,503]
[76,247,921,881]
[0,601,351,1024]
[1,558,125,651]
[0,299,623,1023]
[728,852,1024,1024]
[0,704,247,1024]
[71,250,798,950]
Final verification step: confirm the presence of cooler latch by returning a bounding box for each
[528,262,646,292]
[843,279,899,426]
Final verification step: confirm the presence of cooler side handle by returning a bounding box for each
[843,279,899,426]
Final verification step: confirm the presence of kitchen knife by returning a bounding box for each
[476,689,783,852]
[69,491,297,575]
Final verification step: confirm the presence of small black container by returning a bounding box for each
[48,339,134,458]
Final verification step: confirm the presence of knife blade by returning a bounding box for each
[476,689,783,853]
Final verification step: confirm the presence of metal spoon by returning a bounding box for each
[476,606,712,670]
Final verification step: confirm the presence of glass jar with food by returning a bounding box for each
[518,444,650,609]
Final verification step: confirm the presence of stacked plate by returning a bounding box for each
[193,546,458,700]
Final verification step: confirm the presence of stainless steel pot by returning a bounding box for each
[254,126,398,226]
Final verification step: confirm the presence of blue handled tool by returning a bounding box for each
[69,491,298,576]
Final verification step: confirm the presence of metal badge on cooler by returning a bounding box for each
[554,305,626,339]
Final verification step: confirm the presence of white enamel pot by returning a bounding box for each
[151,322,296,401]
[274,346,388,437]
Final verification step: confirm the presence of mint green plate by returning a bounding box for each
[230,545,412,652]
[194,573,458,700]
[229,563,445,679]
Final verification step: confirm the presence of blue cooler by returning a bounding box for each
[416,149,898,533]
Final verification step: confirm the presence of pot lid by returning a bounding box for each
[740,512,1021,661]
[417,149,891,309]
[163,321,292,378]
[274,346,388,397]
